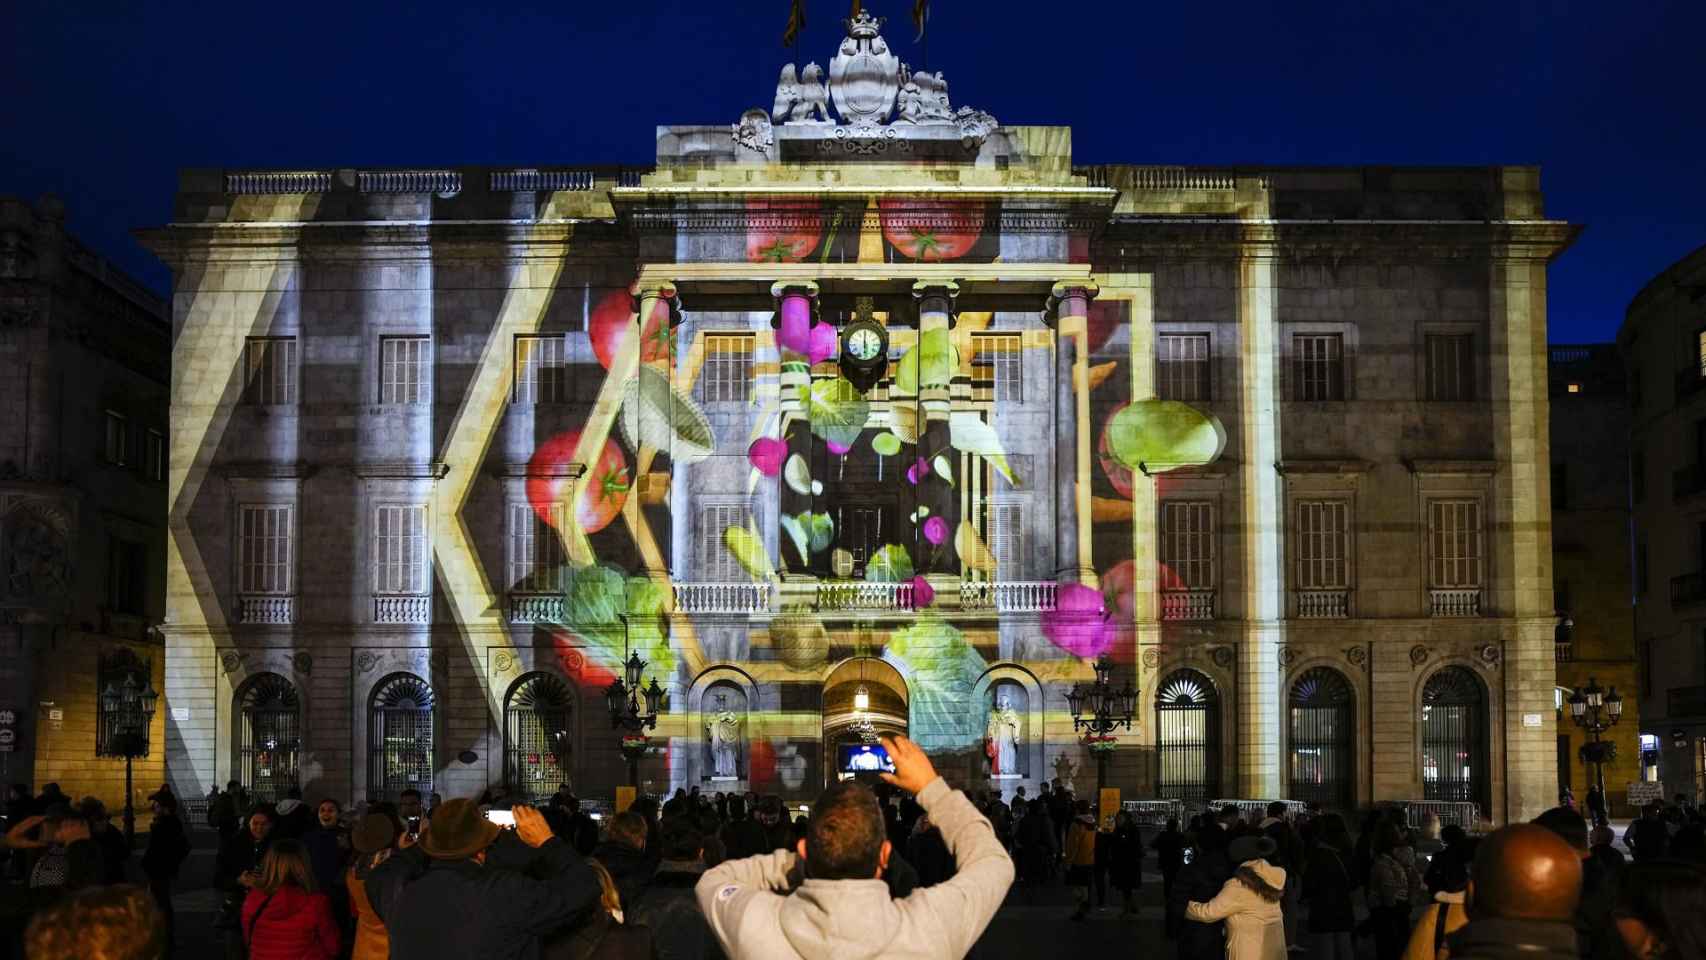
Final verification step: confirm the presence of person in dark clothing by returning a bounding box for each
[1589,824,1626,871]
[1015,798,1058,885]
[1611,860,1706,960]
[141,792,191,951]
[1108,812,1144,915]
[78,798,131,885]
[368,800,603,960]
[591,811,659,910]
[754,796,793,854]
[214,806,275,960]
[1446,824,1582,960]
[33,782,68,812]
[209,781,240,843]
[1626,801,1670,862]
[273,786,313,841]
[301,798,351,939]
[906,813,954,888]
[718,796,767,862]
[1048,780,1075,854]
[1154,817,1186,911]
[1584,784,1607,827]
[1425,824,1472,895]
[1534,805,1623,960]
[1301,814,1356,960]
[628,817,723,960]
[1170,820,1234,960]
[1671,821,1706,862]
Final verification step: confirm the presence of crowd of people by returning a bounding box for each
[12,767,1706,959]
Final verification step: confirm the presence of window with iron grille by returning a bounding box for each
[245,338,298,406]
[369,673,435,801]
[238,673,301,803]
[380,336,431,405]
[698,505,749,580]
[701,333,755,403]
[508,502,565,592]
[239,505,294,595]
[1295,500,1349,590]
[1425,334,1474,401]
[103,411,129,466]
[513,335,567,404]
[1157,334,1211,402]
[1292,334,1344,401]
[108,536,146,614]
[1427,499,1483,588]
[374,505,428,595]
[988,502,1024,580]
[975,334,1023,402]
[1160,501,1215,589]
[505,672,573,803]
[145,429,165,482]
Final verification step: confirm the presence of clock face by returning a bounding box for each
[847,326,884,363]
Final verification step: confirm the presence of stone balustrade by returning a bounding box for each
[816,581,914,611]
[674,582,773,614]
[225,171,333,194]
[960,580,1058,612]
[1429,588,1482,617]
[238,595,295,625]
[357,170,462,195]
[1160,589,1216,621]
[508,593,565,624]
[1294,589,1351,619]
[373,595,430,625]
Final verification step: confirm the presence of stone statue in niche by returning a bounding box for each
[986,690,1022,778]
[773,63,830,124]
[706,692,743,780]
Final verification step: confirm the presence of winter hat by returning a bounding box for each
[420,798,500,860]
[352,813,396,854]
[1228,834,1278,865]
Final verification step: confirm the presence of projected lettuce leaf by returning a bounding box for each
[865,544,915,582]
[894,327,958,395]
[948,412,1017,485]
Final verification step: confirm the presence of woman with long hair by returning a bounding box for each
[242,837,340,960]
[543,857,653,959]
[1613,860,1706,960]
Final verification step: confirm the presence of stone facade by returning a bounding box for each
[142,25,1575,825]
[0,194,170,819]
[1620,242,1706,802]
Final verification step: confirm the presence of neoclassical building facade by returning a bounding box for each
[144,16,1574,824]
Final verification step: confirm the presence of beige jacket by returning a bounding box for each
[1403,892,1469,960]
[1185,859,1287,960]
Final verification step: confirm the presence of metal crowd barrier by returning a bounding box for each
[1120,800,1183,826]
[1399,800,1481,832]
[180,798,210,830]
[1209,799,1309,822]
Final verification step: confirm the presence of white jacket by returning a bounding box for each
[1185,859,1287,960]
[695,777,1014,960]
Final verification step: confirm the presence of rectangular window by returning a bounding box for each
[513,335,567,404]
[1157,334,1211,402]
[373,505,428,595]
[103,411,129,466]
[697,505,749,580]
[379,337,431,405]
[988,502,1025,580]
[1427,499,1483,589]
[1295,500,1349,589]
[508,502,566,592]
[244,338,298,406]
[975,334,1023,403]
[1632,449,1646,505]
[1425,334,1474,401]
[701,333,755,403]
[107,537,145,614]
[239,505,294,595]
[1292,334,1345,402]
[1552,463,1569,511]
[1160,500,1215,589]
[145,430,165,482]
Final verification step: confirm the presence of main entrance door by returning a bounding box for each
[821,657,908,787]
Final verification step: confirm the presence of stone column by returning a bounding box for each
[912,281,960,580]
[1236,241,1284,799]
[772,281,819,573]
[1047,281,1099,585]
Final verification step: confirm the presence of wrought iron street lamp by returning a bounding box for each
[1068,654,1138,797]
[606,650,664,788]
[100,672,158,844]
[1567,676,1624,802]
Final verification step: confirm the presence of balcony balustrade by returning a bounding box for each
[1429,588,1482,617]
[959,580,1058,612]
[1294,590,1350,619]
[238,595,296,625]
[1160,589,1215,621]
[508,593,565,624]
[815,581,915,611]
[674,582,773,614]
[373,595,430,624]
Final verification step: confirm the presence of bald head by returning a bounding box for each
[1469,824,1582,922]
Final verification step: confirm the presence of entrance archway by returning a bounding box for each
[822,657,908,786]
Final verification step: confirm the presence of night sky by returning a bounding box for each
[3,0,1701,343]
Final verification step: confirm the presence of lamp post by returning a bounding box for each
[100,672,158,845]
[605,650,664,789]
[1067,654,1138,797]
[1567,676,1625,801]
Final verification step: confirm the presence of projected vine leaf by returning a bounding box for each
[948,412,1017,485]
[955,520,996,573]
[931,454,954,486]
[723,522,774,580]
[865,544,915,582]
[619,366,716,464]
[887,617,987,745]
[1103,400,1227,474]
[894,327,959,395]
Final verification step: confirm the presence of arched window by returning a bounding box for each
[1156,669,1220,801]
[1289,667,1354,810]
[505,672,573,803]
[1421,666,1490,814]
[368,673,435,802]
[237,673,300,803]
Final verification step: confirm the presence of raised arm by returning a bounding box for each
[696,848,799,954]
[1185,876,1241,923]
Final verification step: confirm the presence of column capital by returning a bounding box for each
[1046,279,1100,322]
[911,279,961,302]
[769,279,820,303]
[630,280,683,327]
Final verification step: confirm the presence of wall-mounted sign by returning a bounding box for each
[1522,713,1543,728]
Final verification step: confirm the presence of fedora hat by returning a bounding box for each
[419,798,500,860]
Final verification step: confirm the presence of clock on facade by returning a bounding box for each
[838,318,888,390]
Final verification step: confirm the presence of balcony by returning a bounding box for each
[373,595,430,625]
[238,595,295,625]
[1294,590,1351,619]
[1672,573,1706,609]
[1676,463,1706,500]
[1429,589,1482,617]
[960,581,1059,612]
[816,581,915,611]
[1160,590,1215,621]
[674,582,773,615]
[508,593,565,624]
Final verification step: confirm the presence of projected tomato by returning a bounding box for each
[526,430,630,534]
[1096,403,1135,498]
[879,198,984,262]
[746,197,824,263]
[589,289,673,370]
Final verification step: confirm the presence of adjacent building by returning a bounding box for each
[142,17,1576,823]
[0,194,170,816]
[1621,241,1706,802]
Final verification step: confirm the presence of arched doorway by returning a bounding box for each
[236,673,301,804]
[1156,669,1220,801]
[1421,666,1490,814]
[504,672,574,803]
[822,658,908,786]
[1288,667,1354,810]
[368,673,435,802]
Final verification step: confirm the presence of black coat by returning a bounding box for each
[142,812,190,881]
[1154,828,1186,877]
[1108,825,1144,891]
[1169,848,1233,957]
[1448,917,1580,960]
[718,819,768,861]
[1301,843,1355,933]
[628,864,723,960]
[590,841,657,912]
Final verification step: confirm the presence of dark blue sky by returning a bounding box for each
[4,0,1701,342]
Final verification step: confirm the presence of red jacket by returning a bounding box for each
[243,884,340,960]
